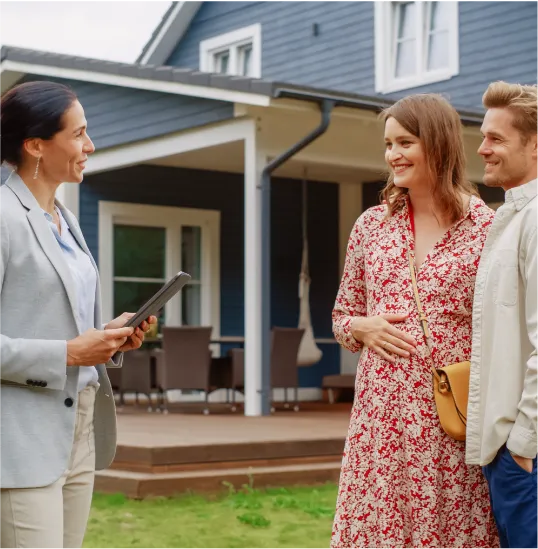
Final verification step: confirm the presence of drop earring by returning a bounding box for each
[33,156,41,180]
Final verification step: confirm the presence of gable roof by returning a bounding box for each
[0,45,484,125]
[1,44,273,106]
[136,1,202,65]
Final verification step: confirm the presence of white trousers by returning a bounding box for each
[1,385,97,548]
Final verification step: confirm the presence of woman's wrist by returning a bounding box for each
[350,317,365,343]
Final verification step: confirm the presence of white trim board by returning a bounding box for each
[56,182,80,219]
[0,60,271,107]
[85,118,254,175]
[98,201,221,341]
[200,24,262,78]
[140,2,203,65]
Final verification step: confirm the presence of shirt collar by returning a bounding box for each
[505,179,537,211]
[42,206,69,237]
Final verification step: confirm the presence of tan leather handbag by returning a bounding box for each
[408,251,470,441]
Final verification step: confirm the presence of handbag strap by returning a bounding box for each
[407,250,441,381]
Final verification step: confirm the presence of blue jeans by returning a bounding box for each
[483,445,537,548]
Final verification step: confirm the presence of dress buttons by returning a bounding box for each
[64,398,74,407]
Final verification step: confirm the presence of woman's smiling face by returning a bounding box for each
[384,116,429,191]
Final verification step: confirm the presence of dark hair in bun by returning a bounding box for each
[1,81,77,166]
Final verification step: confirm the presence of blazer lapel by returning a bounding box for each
[27,209,80,328]
[6,173,80,328]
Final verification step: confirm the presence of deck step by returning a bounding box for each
[95,460,342,499]
[110,454,342,473]
[112,438,345,470]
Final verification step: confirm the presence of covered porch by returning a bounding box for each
[1,46,495,417]
[55,92,490,417]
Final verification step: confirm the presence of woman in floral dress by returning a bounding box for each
[331,94,499,548]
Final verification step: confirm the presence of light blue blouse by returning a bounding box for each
[44,207,98,391]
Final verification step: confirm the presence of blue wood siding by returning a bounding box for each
[18,75,234,150]
[80,165,340,387]
[388,2,538,110]
[166,1,537,111]
[166,1,373,94]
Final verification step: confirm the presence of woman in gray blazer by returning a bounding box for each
[0,81,156,548]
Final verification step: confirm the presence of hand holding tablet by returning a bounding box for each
[123,271,192,329]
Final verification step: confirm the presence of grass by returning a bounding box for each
[83,483,338,548]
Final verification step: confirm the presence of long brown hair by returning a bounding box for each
[380,94,478,224]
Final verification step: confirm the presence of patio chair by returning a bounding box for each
[119,349,155,411]
[228,327,305,412]
[154,326,213,414]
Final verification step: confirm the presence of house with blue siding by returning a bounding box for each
[1,1,536,416]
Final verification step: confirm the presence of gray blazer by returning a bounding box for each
[1,172,121,489]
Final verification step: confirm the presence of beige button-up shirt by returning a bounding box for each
[466,179,537,466]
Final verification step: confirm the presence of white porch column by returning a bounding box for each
[244,121,265,416]
[56,183,80,219]
[338,181,363,375]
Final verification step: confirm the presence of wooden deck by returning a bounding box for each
[95,403,351,498]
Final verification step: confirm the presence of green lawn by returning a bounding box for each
[84,483,338,548]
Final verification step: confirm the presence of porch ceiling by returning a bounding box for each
[148,104,486,184]
[146,140,382,184]
[246,105,486,183]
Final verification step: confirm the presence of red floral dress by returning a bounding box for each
[331,196,499,548]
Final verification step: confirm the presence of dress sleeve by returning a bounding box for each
[332,214,368,353]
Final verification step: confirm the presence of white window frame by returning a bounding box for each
[98,201,220,339]
[199,23,262,78]
[374,1,459,94]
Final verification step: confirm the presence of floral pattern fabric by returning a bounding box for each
[331,196,499,548]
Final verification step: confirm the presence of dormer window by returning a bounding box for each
[200,24,261,78]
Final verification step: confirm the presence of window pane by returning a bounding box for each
[114,225,165,279]
[182,284,201,326]
[428,1,451,71]
[393,2,417,79]
[182,226,202,280]
[429,1,449,32]
[114,281,166,326]
[214,51,229,74]
[428,30,449,70]
[238,44,252,76]
[395,39,416,77]
[397,2,416,40]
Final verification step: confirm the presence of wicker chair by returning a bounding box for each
[153,326,213,414]
[228,327,305,412]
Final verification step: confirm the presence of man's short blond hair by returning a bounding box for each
[483,81,537,142]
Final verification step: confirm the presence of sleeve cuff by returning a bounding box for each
[336,316,363,353]
[507,423,537,459]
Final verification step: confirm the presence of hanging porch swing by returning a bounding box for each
[297,171,323,367]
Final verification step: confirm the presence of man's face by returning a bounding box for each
[478,108,537,191]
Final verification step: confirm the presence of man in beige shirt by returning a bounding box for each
[466,82,537,548]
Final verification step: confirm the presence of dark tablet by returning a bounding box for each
[123,271,191,328]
